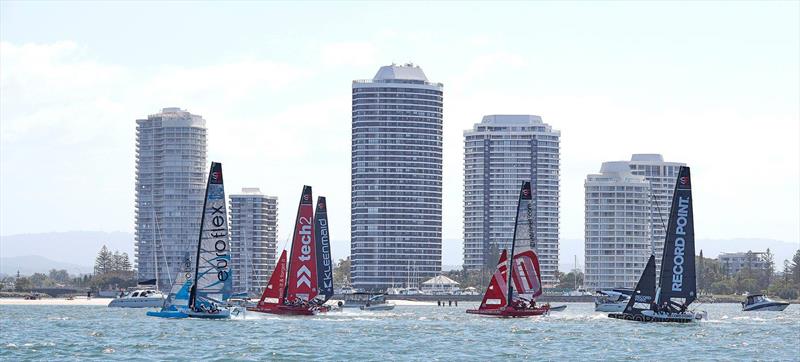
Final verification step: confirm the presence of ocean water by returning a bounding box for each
[1,302,798,361]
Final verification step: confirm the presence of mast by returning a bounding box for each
[152,208,158,290]
[189,162,216,308]
[574,255,577,291]
[506,181,530,306]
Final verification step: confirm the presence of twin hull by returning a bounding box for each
[466,305,549,318]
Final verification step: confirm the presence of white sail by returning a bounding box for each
[190,162,233,310]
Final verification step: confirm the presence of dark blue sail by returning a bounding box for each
[657,166,696,308]
[624,255,657,313]
[314,196,334,302]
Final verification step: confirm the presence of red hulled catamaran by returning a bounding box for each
[467,181,550,318]
[247,186,332,316]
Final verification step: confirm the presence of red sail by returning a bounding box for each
[258,250,288,306]
[511,249,543,299]
[286,186,318,302]
[478,249,509,310]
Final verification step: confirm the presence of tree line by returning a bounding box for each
[1,245,138,292]
[698,249,800,300]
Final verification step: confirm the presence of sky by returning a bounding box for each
[1,2,799,263]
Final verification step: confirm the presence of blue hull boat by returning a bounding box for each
[146,310,189,319]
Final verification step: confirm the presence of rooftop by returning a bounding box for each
[481,114,543,125]
[353,63,442,87]
[374,63,428,81]
[631,154,664,162]
[422,275,459,285]
[586,161,648,183]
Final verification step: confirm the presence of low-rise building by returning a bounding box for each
[421,275,460,295]
[718,252,767,275]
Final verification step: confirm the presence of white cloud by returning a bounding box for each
[0,40,316,236]
[320,42,378,67]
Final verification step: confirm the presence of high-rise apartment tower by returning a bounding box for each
[135,107,207,291]
[229,188,278,297]
[351,63,444,291]
[463,115,560,285]
[584,162,652,289]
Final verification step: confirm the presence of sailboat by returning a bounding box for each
[608,166,706,323]
[146,252,193,318]
[147,162,237,319]
[467,181,550,317]
[248,186,332,315]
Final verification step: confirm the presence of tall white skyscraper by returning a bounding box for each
[135,107,207,291]
[351,63,444,291]
[584,162,652,289]
[627,154,685,270]
[229,188,278,297]
[463,115,561,285]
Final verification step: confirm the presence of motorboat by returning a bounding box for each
[360,303,396,311]
[594,289,632,312]
[741,294,789,311]
[341,292,395,310]
[108,288,165,308]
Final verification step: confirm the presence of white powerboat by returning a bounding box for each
[594,289,631,312]
[341,292,395,311]
[108,289,165,308]
[742,294,789,311]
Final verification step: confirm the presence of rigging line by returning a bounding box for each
[651,191,668,256]
[154,212,173,287]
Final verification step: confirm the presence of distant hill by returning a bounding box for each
[558,238,799,273]
[0,255,92,276]
[1,231,795,276]
[0,231,135,268]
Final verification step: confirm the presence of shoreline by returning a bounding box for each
[0,297,111,306]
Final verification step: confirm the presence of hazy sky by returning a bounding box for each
[2,2,798,260]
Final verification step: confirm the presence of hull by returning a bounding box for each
[549,305,567,312]
[466,306,549,318]
[247,303,322,316]
[109,296,165,308]
[359,303,396,311]
[742,302,789,311]
[595,302,626,313]
[147,307,234,319]
[146,310,189,319]
[608,310,704,323]
[183,308,233,319]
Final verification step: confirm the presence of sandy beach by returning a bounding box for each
[0,297,112,306]
[388,299,436,306]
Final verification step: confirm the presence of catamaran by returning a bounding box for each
[147,162,237,319]
[248,186,333,315]
[608,166,706,323]
[146,253,193,318]
[467,181,550,318]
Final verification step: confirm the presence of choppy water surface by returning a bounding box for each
[1,303,799,361]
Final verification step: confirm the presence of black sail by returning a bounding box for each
[314,196,334,302]
[657,166,696,307]
[624,255,657,313]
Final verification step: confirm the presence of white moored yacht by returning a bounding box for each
[742,294,789,311]
[594,289,632,312]
[108,288,165,308]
